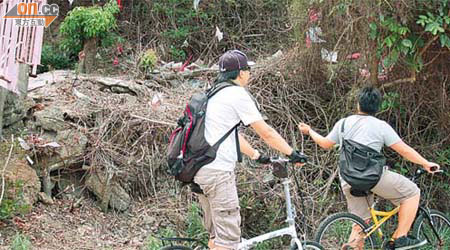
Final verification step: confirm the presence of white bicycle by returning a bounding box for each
[159,157,324,250]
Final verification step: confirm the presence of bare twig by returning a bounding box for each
[0,136,14,206]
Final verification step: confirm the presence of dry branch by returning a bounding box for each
[0,136,14,206]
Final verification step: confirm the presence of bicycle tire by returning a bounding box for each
[290,240,324,250]
[413,209,450,250]
[314,212,376,250]
[159,246,194,250]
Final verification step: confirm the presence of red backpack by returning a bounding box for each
[167,82,241,183]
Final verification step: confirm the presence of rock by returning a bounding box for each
[28,70,75,91]
[38,192,54,205]
[2,91,34,128]
[34,106,66,131]
[4,159,41,208]
[56,129,88,158]
[85,172,131,212]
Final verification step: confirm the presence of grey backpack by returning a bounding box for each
[167,82,241,183]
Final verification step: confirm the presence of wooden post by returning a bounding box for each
[17,63,30,98]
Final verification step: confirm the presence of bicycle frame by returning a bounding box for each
[237,178,303,250]
[365,204,400,239]
[361,168,444,243]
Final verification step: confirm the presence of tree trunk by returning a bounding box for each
[368,41,380,87]
[82,37,98,74]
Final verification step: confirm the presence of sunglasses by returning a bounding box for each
[240,66,251,71]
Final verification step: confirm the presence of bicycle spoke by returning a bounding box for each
[414,210,450,250]
[315,213,376,250]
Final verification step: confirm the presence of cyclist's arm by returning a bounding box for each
[238,134,259,159]
[390,141,440,172]
[309,129,336,150]
[250,120,293,156]
[299,123,335,150]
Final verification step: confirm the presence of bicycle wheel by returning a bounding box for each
[160,246,194,250]
[413,209,450,250]
[290,240,324,250]
[315,212,376,250]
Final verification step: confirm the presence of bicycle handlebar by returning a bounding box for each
[412,167,444,182]
[268,157,290,163]
[266,154,308,164]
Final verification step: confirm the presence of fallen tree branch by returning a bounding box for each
[322,167,339,200]
[381,74,416,89]
[130,114,177,127]
[80,76,142,96]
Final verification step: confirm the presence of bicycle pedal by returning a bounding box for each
[382,240,395,250]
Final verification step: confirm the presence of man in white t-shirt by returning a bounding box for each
[194,50,306,250]
[298,87,440,250]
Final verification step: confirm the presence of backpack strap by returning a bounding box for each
[339,116,370,149]
[235,124,242,162]
[339,118,346,148]
[211,122,242,162]
[207,81,237,99]
[207,81,243,162]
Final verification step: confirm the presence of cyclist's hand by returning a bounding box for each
[255,155,271,164]
[298,123,311,135]
[423,162,440,173]
[289,150,307,166]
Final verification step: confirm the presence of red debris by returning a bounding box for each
[346,53,361,60]
[309,9,319,22]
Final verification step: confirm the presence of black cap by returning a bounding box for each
[218,50,255,72]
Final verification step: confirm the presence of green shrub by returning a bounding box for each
[186,202,208,242]
[146,227,176,250]
[59,0,120,56]
[0,180,30,220]
[38,44,75,73]
[145,203,206,249]
[10,233,32,250]
[152,0,211,61]
[139,49,158,74]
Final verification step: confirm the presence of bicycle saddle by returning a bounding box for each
[350,187,371,197]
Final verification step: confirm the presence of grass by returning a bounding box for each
[10,233,32,250]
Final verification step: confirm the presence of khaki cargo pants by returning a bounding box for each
[194,168,241,249]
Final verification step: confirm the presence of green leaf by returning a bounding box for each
[402,39,413,48]
[418,15,428,20]
[425,22,442,35]
[417,19,426,26]
[445,16,450,25]
[384,37,393,48]
[425,23,435,32]
[398,27,409,35]
[391,49,399,63]
[401,46,410,55]
[440,34,450,48]
[383,56,393,68]
[369,22,377,31]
